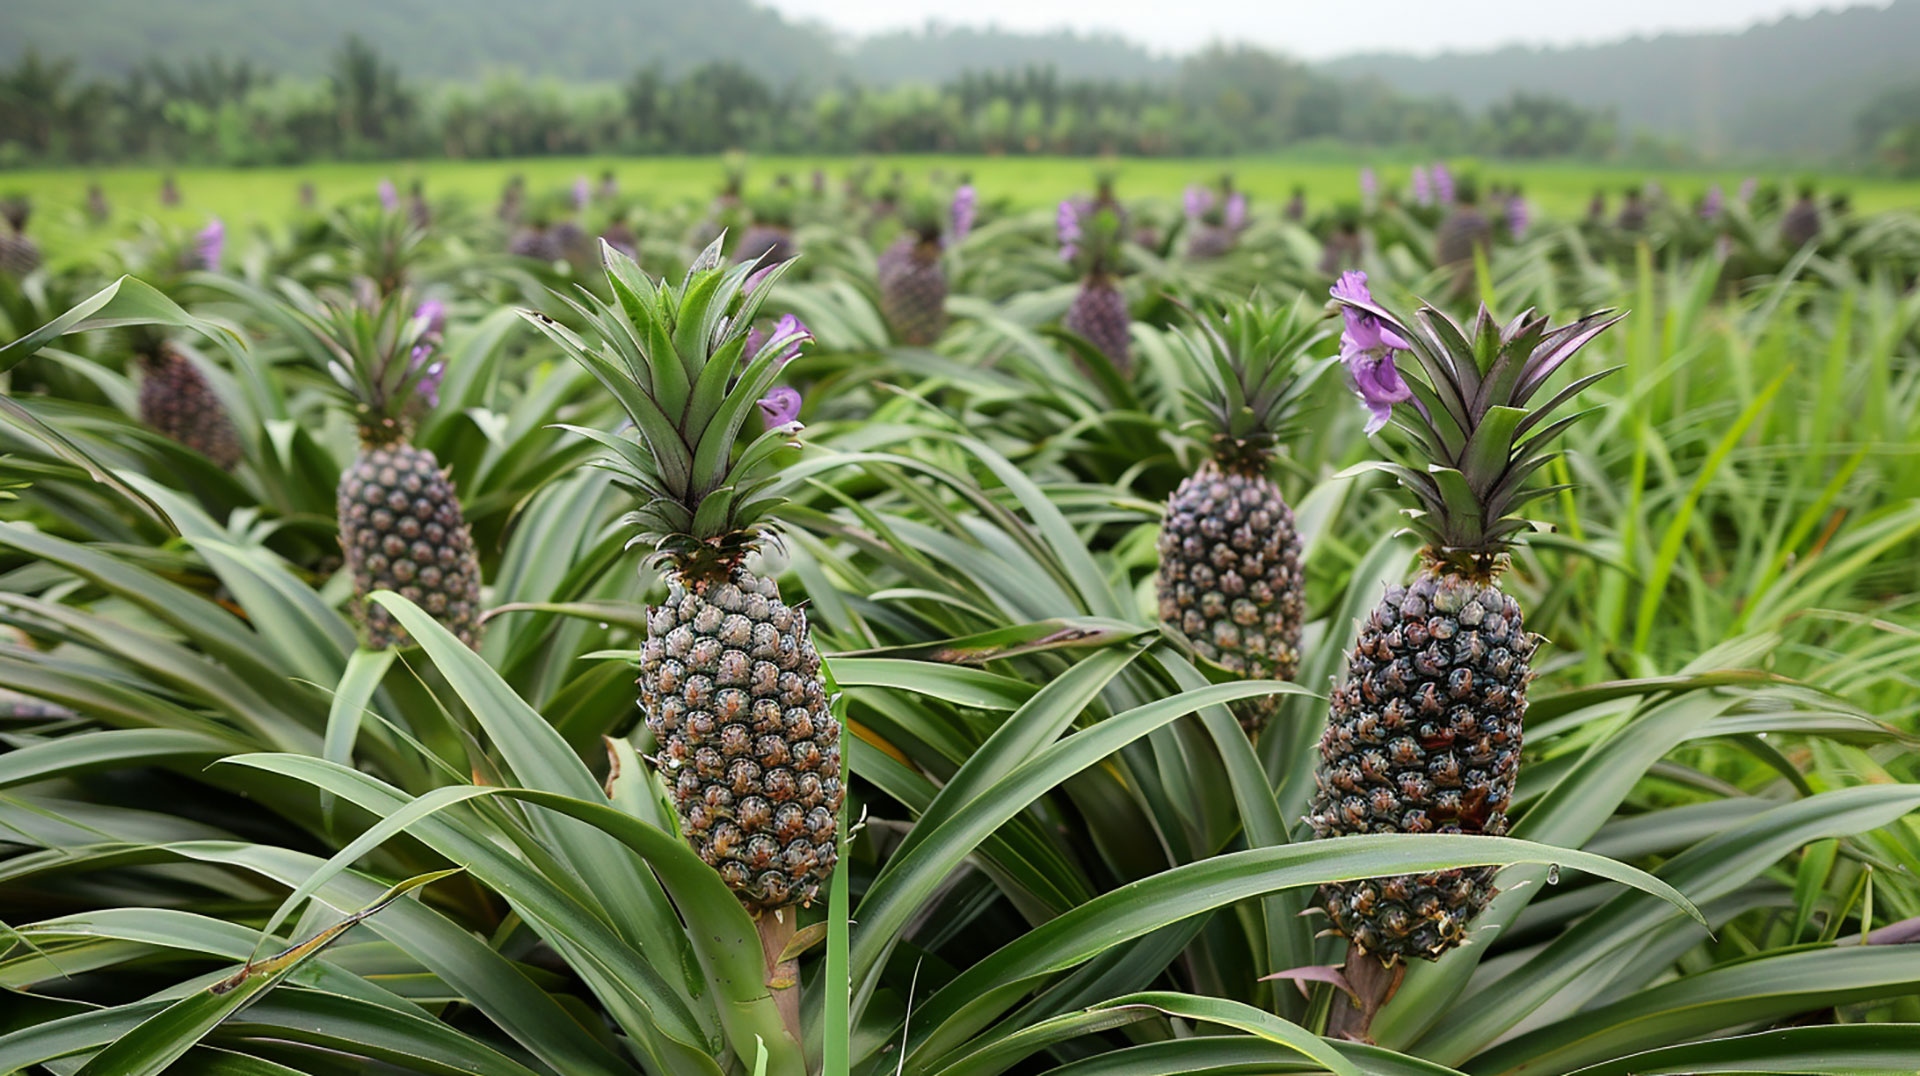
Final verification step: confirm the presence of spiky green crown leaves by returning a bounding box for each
[330,206,427,297]
[523,238,807,580]
[1337,294,1624,571]
[301,287,436,445]
[1175,297,1330,473]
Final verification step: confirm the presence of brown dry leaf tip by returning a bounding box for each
[601,738,623,798]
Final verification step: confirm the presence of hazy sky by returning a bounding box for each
[764,0,1869,58]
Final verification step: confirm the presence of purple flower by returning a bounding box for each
[415,299,446,339]
[1057,199,1082,261]
[745,262,778,293]
[1738,177,1757,202]
[1411,166,1432,207]
[1432,163,1454,206]
[378,179,398,211]
[409,345,445,409]
[1183,185,1213,220]
[1225,191,1247,231]
[1360,167,1378,205]
[1701,184,1724,221]
[1507,196,1529,239]
[757,385,802,429]
[1330,271,1413,434]
[573,176,590,211]
[950,185,977,242]
[746,313,811,366]
[196,217,225,270]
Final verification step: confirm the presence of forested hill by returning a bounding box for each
[1,0,1170,85]
[1320,0,1919,158]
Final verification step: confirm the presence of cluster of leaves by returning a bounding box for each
[1,166,1919,1075]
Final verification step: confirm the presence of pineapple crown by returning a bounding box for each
[301,286,439,446]
[1330,271,1623,573]
[523,238,810,580]
[1174,295,1330,473]
[901,183,975,245]
[1059,197,1124,277]
[331,205,427,297]
[1,195,29,233]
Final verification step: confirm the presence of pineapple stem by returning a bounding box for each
[1326,942,1404,1043]
[755,907,804,1050]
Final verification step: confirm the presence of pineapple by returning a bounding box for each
[1434,178,1491,297]
[0,196,41,278]
[1781,184,1822,249]
[307,292,481,650]
[1156,299,1323,736]
[736,190,798,270]
[136,345,244,471]
[1059,188,1132,371]
[878,185,972,346]
[525,240,843,914]
[1311,272,1621,971]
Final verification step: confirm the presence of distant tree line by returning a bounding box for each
[0,37,1639,167]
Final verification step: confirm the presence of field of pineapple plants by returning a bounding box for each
[1,157,1919,1075]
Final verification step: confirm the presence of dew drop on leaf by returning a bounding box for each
[1546,863,1561,885]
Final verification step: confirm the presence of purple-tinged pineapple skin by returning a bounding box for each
[1308,569,1533,961]
[878,236,948,346]
[736,226,795,268]
[138,350,243,470]
[1782,199,1821,249]
[1064,277,1131,371]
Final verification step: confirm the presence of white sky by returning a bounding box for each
[765,0,1875,58]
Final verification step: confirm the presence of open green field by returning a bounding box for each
[10,153,1918,229]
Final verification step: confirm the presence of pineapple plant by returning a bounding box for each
[1059,190,1132,371]
[1156,298,1324,736]
[0,196,42,277]
[1309,271,1621,1015]
[1184,176,1245,259]
[525,239,843,938]
[877,184,974,346]
[307,291,481,650]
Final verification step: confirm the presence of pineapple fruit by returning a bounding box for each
[1312,272,1621,967]
[1156,299,1322,735]
[0,196,41,277]
[526,240,843,914]
[309,293,481,650]
[1059,189,1132,371]
[1434,178,1491,297]
[1781,185,1822,249]
[879,185,972,346]
[136,346,244,471]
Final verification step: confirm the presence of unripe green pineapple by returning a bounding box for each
[1156,298,1325,735]
[306,292,481,650]
[1313,272,1622,966]
[136,347,244,471]
[526,239,843,912]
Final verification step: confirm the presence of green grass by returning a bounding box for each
[8,153,1918,233]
